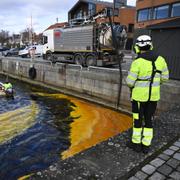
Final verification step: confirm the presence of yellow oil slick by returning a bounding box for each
[0,101,40,145]
[18,173,34,180]
[35,93,132,160]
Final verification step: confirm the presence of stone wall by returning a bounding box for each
[0,57,180,113]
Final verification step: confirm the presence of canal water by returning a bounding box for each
[0,75,132,180]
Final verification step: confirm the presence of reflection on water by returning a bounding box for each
[0,101,39,144]
[0,76,132,179]
[0,77,73,180]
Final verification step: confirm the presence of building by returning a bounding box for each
[45,22,68,31]
[134,0,180,80]
[68,0,136,49]
[8,34,21,46]
[136,0,180,29]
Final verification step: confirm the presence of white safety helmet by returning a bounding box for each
[135,35,152,48]
[5,88,13,96]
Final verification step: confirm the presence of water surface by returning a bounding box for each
[0,76,132,179]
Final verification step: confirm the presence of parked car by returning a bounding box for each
[0,47,10,56]
[4,48,21,57]
[18,46,31,58]
[18,45,43,58]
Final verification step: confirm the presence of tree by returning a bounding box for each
[20,28,31,45]
[20,28,43,45]
[0,30,10,46]
[34,33,43,44]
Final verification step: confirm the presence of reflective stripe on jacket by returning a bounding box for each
[126,51,169,102]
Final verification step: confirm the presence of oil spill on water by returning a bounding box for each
[0,76,132,179]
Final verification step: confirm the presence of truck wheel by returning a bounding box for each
[85,54,97,67]
[74,54,84,66]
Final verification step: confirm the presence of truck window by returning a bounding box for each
[43,36,48,45]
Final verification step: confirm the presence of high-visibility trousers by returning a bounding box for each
[131,100,157,146]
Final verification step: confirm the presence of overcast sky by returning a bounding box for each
[0,0,136,35]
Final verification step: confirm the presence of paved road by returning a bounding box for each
[128,138,180,180]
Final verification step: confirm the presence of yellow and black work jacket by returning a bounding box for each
[126,50,169,102]
[3,83,13,91]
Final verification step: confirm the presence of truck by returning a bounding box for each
[42,22,127,67]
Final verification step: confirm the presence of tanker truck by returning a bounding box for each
[42,22,127,67]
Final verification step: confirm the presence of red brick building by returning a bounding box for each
[135,0,180,29]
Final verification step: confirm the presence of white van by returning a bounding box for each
[19,45,43,58]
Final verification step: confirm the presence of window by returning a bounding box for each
[76,10,83,19]
[42,36,48,45]
[171,3,180,17]
[88,3,96,17]
[137,9,150,22]
[153,5,169,19]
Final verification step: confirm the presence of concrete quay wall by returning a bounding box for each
[0,57,180,113]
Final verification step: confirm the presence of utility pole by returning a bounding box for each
[31,14,33,45]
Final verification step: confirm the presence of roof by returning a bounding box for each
[68,0,134,14]
[147,18,180,30]
[82,0,113,6]
[69,0,113,13]
[45,22,68,31]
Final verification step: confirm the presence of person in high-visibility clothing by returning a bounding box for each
[0,81,14,98]
[126,35,169,153]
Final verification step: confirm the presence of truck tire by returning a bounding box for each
[85,53,97,67]
[74,53,84,66]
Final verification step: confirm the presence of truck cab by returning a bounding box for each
[43,29,58,61]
